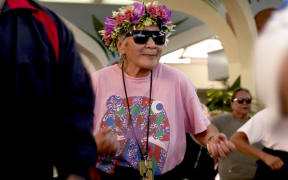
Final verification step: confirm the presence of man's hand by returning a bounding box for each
[94,127,119,156]
[262,153,284,170]
[207,133,235,158]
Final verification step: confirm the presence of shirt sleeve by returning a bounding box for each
[237,109,267,144]
[182,75,210,134]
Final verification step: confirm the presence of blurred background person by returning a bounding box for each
[231,1,288,179]
[211,88,262,180]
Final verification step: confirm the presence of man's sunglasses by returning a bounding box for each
[232,98,252,104]
[126,30,166,45]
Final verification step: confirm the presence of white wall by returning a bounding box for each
[166,62,225,90]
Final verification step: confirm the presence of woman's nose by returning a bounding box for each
[145,37,156,47]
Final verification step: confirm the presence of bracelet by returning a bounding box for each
[206,135,216,157]
[207,135,215,144]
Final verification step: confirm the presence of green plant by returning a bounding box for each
[205,75,241,112]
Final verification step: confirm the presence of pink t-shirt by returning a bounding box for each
[91,63,210,175]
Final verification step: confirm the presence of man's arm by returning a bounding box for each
[49,11,97,179]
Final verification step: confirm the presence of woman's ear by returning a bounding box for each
[117,39,125,55]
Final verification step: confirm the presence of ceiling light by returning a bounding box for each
[160,49,186,64]
[182,39,223,59]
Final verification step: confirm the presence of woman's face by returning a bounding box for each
[118,25,164,70]
[231,90,252,116]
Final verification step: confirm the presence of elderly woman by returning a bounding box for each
[231,2,288,179]
[91,2,234,179]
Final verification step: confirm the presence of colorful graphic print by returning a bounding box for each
[98,95,170,175]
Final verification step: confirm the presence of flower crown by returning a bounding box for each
[100,1,175,52]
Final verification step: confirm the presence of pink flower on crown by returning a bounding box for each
[116,13,123,25]
[124,9,132,21]
[104,37,111,46]
[158,8,166,19]
[148,5,158,18]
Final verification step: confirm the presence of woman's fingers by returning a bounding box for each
[208,133,235,158]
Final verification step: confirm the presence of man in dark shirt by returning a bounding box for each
[1,0,117,179]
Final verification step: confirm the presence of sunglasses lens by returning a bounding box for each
[131,31,165,45]
[133,33,148,44]
[234,98,251,104]
[152,33,166,45]
[246,99,252,104]
[237,99,244,104]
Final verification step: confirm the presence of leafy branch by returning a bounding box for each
[206,75,241,112]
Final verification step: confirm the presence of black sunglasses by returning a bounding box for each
[233,98,252,104]
[126,30,166,45]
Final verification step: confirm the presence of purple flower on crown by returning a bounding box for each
[160,5,171,23]
[132,2,145,23]
[105,17,116,34]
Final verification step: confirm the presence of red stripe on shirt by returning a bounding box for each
[32,10,59,61]
[7,0,37,10]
